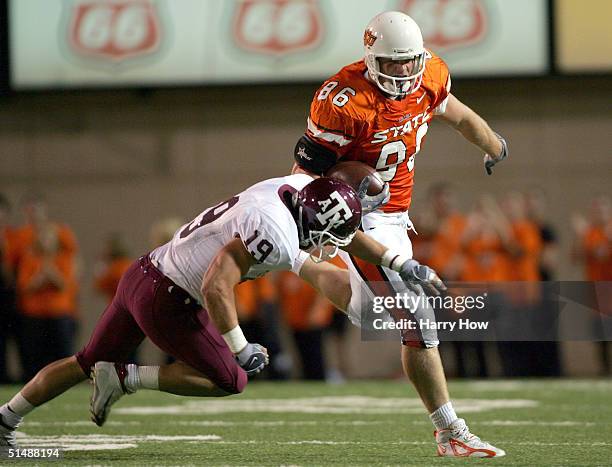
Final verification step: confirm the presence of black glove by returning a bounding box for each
[236,343,269,376]
[484,132,508,175]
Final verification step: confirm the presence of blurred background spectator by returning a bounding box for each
[14,194,79,380]
[572,195,612,375]
[276,271,333,381]
[93,232,132,305]
[0,194,20,383]
[525,189,563,376]
[235,276,289,380]
[417,184,487,378]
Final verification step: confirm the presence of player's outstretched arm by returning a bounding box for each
[201,238,268,375]
[342,231,447,296]
[436,94,508,175]
[298,256,352,312]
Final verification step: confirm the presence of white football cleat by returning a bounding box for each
[0,414,18,454]
[90,362,134,427]
[435,418,506,458]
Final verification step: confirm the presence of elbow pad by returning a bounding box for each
[293,135,338,176]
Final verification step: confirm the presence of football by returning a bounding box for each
[325,161,385,197]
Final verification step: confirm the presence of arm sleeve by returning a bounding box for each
[305,84,360,158]
[294,135,339,175]
[431,57,452,115]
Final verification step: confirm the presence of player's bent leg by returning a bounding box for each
[159,361,231,397]
[131,257,248,396]
[90,359,232,427]
[0,356,87,451]
[22,356,89,406]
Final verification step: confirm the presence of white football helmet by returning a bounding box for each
[363,11,427,97]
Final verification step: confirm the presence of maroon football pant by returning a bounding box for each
[76,256,247,394]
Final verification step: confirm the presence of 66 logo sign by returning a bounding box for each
[65,0,162,63]
[233,0,323,57]
[399,0,488,52]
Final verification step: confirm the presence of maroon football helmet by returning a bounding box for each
[294,177,362,262]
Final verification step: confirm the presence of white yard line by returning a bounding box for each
[116,396,538,415]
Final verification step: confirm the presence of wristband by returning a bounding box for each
[292,250,310,276]
[381,250,411,273]
[222,325,248,354]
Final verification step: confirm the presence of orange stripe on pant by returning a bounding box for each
[348,255,427,348]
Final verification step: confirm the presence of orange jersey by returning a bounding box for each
[94,257,133,304]
[428,214,467,280]
[508,220,542,282]
[582,225,612,281]
[307,53,451,212]
[17,251,78,318]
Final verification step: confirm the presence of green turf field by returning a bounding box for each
[1,379,611,466]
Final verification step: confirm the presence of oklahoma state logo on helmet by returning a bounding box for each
[363,29,377,47]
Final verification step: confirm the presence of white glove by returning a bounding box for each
[398,259,447,296]
[357,178,390,214]
[236,343,269,376]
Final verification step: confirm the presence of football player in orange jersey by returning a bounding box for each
[292,11,506,458]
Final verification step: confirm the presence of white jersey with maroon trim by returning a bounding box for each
[151,174,313,303]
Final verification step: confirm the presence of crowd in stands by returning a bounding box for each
[1,188,610,384]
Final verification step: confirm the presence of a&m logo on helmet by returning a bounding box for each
[315,191,353,227]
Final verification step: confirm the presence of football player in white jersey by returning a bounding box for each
[0,174,443,451]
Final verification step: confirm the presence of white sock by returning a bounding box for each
[8,393,34,417]
[125,365,159,392]
[1,393,34,429]
[139,366,160,390]
[429,401,458,431]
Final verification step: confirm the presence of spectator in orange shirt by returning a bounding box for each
[525,189,562,376]
[502,192,558,377]
[502,192,543,305]
[426,183,467,282]
[0,194,22,383]
[235,276,288,380]
[525,189,560,282]
[276,271,334,380]
[572,195,612,375]
[422,184,489,378]
[16,215,79,380]
[573,196,612,282]
[460,195,513,283]
[94,233,133,305]
[12,194,77,270]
